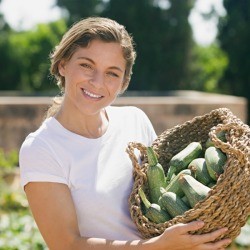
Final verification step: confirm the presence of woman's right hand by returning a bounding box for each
[146,221,232,250]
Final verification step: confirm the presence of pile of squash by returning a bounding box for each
[140,132,227,223]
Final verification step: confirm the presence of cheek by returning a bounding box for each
[109,82,123,95]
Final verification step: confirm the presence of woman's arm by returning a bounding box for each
[25,182,231,250]
[25,182,80,249]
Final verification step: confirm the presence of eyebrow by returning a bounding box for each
[77,56,124,73]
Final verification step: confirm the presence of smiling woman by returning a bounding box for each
[56,40,126,132]
[18,16,232,250]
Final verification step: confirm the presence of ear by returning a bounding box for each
[58,60,66,77]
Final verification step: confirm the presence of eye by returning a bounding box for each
[80,63,93,70]
[106,71,119,78]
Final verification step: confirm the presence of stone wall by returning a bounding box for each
[0,91,247,152]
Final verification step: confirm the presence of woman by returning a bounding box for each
[19,17,231,249]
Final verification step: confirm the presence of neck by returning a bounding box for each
[54,105,109,139]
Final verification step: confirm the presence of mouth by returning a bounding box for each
[81,88,103,100]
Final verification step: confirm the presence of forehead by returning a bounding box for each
[73,39,126,68]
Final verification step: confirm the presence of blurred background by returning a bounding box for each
[0,0,249,249]
[0,0,249,120]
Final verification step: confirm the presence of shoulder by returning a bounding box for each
[19,117,68,188]
[107,105,157,144]
[25,117,54,138]
[107,105,153,128]
[20,117,56,156]
[107,105,148,119]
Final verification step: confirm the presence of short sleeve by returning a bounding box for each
[137,108,157,145]
[19,136,68,190]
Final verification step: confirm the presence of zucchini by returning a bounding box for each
[205,131,227,148]
[205,146,227,181]
[158,191,190,218]
[166,142,202,181]
[139,188,171,223]
[207,182,217,188]
[146,147,167,203]
[181,195,189,204]
[178,174,211,208]
[164,169,192,197]
[188,158,213,185]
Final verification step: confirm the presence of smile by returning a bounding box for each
[82,88,103,99]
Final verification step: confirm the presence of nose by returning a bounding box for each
[89,70,104,88]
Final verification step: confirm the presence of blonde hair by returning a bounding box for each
[47,17,136,117]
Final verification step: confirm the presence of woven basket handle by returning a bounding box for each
[209,122,247,164]
[126,142,148,178]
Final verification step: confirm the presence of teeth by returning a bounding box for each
[83,89,102,98]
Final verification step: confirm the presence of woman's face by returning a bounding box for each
[58,39,126,117]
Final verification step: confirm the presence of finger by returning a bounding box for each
[205,238,232,250]
[171,221,205,234]
[191,227,228,244]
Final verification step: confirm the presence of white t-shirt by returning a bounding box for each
[19,106,157,241]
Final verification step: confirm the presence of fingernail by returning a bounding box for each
[197,221,204,227]
[225,239,232,246]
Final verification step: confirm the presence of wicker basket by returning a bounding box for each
[126,108,250,241]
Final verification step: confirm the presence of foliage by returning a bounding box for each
[0,145,46,249]
[0,172,48,249]
[0,187,27,212]
[56,0,104,24]
[1,0,242,99]
[0,19,67,92]
[0,0,249,123]
[188,43,228,92]
[218,0,250,123]
[0,148,19,169]
[0,22,20,91]
[0,212,47,250]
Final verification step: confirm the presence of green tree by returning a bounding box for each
[102,0,194,91]
[188,43,228,92]
[56,0,104,24]
[55,0,194,91]
[0,11,21,91]
[218,0,250,123]
[0,19,67,92]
